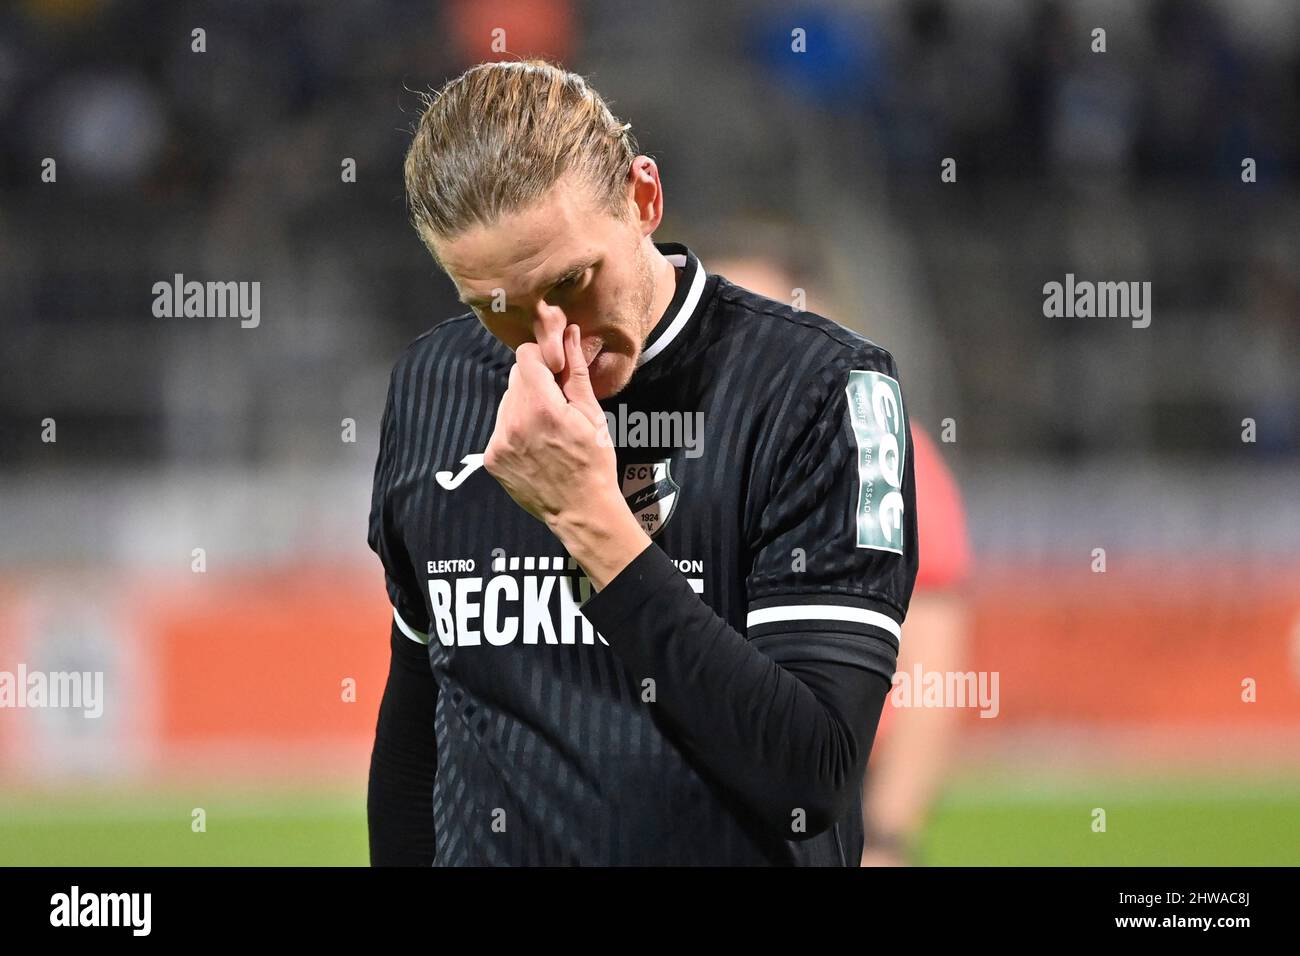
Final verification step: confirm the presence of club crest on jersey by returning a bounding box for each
[621,461,679,538]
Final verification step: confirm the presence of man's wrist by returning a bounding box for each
[547,488,651,591]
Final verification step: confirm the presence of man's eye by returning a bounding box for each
[549,274,583,298]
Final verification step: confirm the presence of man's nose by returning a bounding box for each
[531,302,568,374]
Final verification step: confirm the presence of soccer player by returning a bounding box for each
[367,59,918,866]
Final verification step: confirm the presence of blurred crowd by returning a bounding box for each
[1,0,1296,471]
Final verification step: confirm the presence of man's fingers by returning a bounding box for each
[559,325,604,425]
[514,342,564,404]
[533,303,567,374]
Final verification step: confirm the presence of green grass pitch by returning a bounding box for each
[2,772,1297,866]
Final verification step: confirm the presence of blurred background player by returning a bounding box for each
[860,427,970,866]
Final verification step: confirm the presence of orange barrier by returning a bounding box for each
[967,562,1300,725]
[2,562,1297,779]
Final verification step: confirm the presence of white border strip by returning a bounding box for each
[393,607,431,645]
[638,253,707,367]
[746,604,901,640]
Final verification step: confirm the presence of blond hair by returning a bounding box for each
[404,59,638,253]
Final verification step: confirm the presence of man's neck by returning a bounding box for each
[644,249,681,342]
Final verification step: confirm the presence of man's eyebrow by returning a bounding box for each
[457,257,599,306]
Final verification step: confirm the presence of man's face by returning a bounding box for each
[432,171,658,400]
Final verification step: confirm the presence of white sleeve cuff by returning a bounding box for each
[393,607,430,645]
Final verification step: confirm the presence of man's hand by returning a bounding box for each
[484,317,651,590]
[484,320,615,522]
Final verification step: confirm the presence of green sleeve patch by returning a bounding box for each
[845,369,907,553]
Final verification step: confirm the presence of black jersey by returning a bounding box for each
[368,241,919,865]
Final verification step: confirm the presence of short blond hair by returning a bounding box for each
[404,59,638,253]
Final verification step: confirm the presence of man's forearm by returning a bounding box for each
[579,540,891,842]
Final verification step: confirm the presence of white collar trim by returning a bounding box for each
[637,252,707,367]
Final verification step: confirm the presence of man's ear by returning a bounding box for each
[627,156,664,235]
